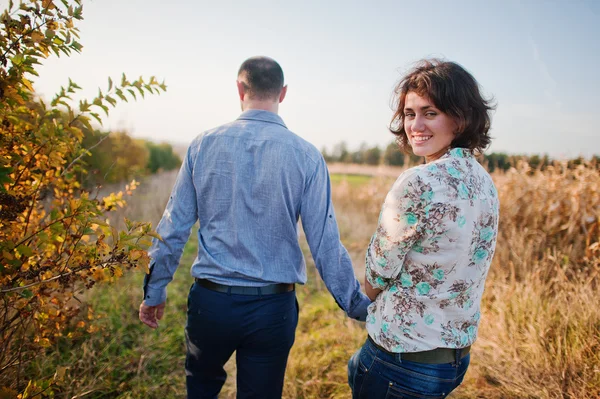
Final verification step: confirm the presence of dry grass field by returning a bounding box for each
[27,160,599,398]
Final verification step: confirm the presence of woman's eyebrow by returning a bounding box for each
[404,105,434,111]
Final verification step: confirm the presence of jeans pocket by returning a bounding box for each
[351,357,370,397]
[348,345,374,398]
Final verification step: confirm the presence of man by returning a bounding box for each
[139,56,370,398]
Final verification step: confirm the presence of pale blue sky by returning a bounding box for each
[20,0,600,157]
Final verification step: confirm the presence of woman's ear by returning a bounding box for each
[453,117,464,136]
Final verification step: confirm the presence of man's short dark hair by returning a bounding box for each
[390,59,495,155]
[237,56,284,101]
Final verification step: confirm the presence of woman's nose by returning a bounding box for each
[411,115,425,132]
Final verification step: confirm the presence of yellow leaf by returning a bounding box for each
[42,0,55,10]
[130,249,144,261]
[138,253,150,272]
[92,268,106,282]
[22,78,34,92]
[31,31,44,44]
[96,241,110,256]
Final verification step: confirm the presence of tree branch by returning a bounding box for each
[0,259,126,294]
[15,212,80,248]
[61,133,109,177]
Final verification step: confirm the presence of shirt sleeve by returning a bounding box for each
[300,156,371,321]
[366,169,425,290]
[143,143,199,306]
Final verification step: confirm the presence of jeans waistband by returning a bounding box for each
[195,278,295,295]
[368,335,470,364]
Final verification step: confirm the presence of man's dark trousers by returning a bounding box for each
[185,281,298,398]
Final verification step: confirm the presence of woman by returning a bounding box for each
[348,59,499,398]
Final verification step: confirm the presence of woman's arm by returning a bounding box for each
[365,169,424,294]
[365,275,382,301]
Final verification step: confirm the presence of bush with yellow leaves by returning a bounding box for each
[0,0,165,395]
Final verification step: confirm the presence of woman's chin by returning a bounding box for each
[411,148,429,158]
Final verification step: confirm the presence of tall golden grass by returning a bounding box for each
[279,160,599,399]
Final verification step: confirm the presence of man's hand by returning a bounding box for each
[347,291,372,322]
[139,301,166,329]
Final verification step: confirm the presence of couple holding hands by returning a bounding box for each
[139,56,499,399]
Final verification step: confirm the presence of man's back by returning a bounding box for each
[190,109,320,286]
[139,56,370,399]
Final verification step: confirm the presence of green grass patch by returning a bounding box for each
[329,173,373,187]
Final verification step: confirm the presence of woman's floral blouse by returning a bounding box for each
[366,148,499,352]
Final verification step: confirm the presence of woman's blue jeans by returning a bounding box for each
[348,337,470,398]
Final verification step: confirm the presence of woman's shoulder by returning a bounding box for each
[390,164,429,192]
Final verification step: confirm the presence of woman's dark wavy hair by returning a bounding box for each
[390,59,495,155]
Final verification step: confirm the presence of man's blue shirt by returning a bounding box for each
[143,109,370,320]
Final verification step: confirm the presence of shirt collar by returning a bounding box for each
[440,147,473,160]
[236,109,287,129]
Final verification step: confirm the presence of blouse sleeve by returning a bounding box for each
[366,169,427,290]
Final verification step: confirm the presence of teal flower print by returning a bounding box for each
[447,166,461,178]
[420,190,434,202]
[467,325,477,338]
[458,182,470,199]
[474,248,489,263]
[416,282,431,295]
[376,277,386,287]
[367,314,376,324]
[405,213,418,225]
[389,285,398,293]
[474,311,481,322]
[382,322,389,333]
[376,257,387,268]
[413,242,424,253]
[433,269,445,280]
[479,227,494,242]
[400,273,413,288]
[451,148,467,158]
[424,314,435,325]
[457,215,466,228]
[449,292,459,299]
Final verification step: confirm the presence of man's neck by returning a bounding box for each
[242,101,279,114]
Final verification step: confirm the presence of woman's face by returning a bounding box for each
[404,91,458,162]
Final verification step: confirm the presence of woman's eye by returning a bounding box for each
[426,112,437,117]
[404,113,415,118]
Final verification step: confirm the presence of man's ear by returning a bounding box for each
[236,80,245,101]
[279,85,288,103]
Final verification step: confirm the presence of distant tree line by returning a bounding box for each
[322,141,600,172]
[80,129,181,187]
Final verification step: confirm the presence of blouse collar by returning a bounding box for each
[439,147,473,160]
